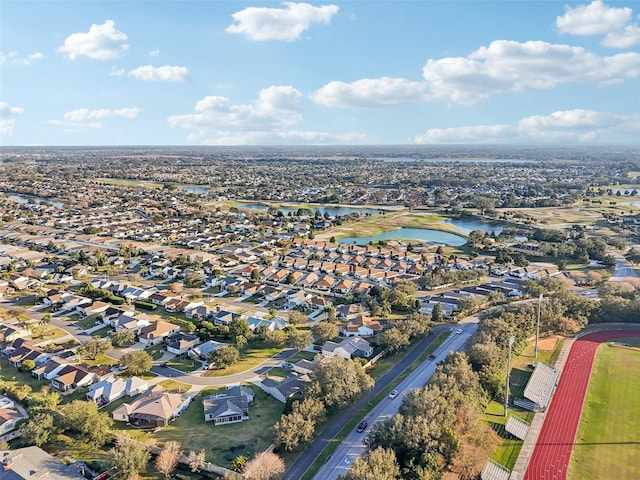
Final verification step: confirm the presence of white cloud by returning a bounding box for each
[311,77,430,108]
[58,20,128,60]
[312,40,640,107]
[422,40,640,103]
[0,102,24,137]
[149,47,160,57]
[556,1,640,48]
[50,107,140,131]
[168,85,363,144]
[128,65,190,82]
[0,51,44,66]
[413,109,640,144]
[226,2,339,41]
[556,1,631,35]
[0,102,25,117]
[110,66,125,77]
[603,24,640,48]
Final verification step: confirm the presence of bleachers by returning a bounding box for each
[505,415,530,440]
[481,459,511,480]
[520,362,559,411]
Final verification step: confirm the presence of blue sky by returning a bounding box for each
[1,0,639,146]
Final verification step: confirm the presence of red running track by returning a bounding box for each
[523,330,640,480]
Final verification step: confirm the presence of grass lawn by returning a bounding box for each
[145,344,165,360]
[569,341,640,480]
[287,350,317,362]
[82,353,119,367]
[28,324,69,341]
[202,342,282,377]
[165,356,201,373]
[0,357,47,391]
[75,314,101,330]
[152,388,283,468]
[263,366,289,378]
[158,379,192,392]
[90,326,112,338]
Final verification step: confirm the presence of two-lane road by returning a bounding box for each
[313,322,478,480]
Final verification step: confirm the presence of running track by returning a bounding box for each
[523,330,640,480]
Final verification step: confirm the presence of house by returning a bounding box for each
[7,274,30,291]
[112,385,192,429]
[0,396,27,441]
[336,303,369,321]
[340,315,383,337]
[77,300,110,317]
[304,295,333,311]
[166,333,201,355]
[185,304,217,321]
[86,376,148,405]
[0,447,87,480]
[189,340,228,360]
[292,357,320,375]
[114,313,152,333]
[213,310,241,327]
[202,386,254,425]
[50,365,97,393]
[333,278,354,295]
[31,358,70,380]
[246,316,287,333]
[322,337,373,359]
[138,321,181,346]
[0,323,31,343]
[100,306,135,325]
[283,290,310,310]
[258,373,311,403]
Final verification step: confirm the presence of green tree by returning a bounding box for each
[288,329,313,351]
[250,269,261,282]
[19,413,57,446]
[231,455,248,473]
[308,356,374,408]
[229,318,250,342]
[121,350,153,376]
[431,303,444,323]
[264,329,287,347]
[108,435,152,480]
[111,329,136,347]
[312,321,339,341]
[376,327,410,354]
[60,400,113,446]
[287,310,308,326]
[39,313,52,331]
[78,338,112,360]
[21,359,36,371]
[338,447,400,480]
[273,397,325,451]
[207,345,240,369]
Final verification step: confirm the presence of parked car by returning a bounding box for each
[455,328,463,334]
[356,420,368,433]
[388,389,399,399]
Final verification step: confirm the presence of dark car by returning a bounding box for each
[427,354,436,360]
[356,420,368,433]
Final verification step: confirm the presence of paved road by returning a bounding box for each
[609,250,638,280]
[311,321,479,480]
[281,323,458,480]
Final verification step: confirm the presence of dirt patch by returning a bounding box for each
[536,336,558,351]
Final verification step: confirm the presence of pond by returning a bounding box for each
[6,194,63,208]
[236,203,384,217]
[338,228,466,246]
[179,186,209,194]
[439,218,502,235]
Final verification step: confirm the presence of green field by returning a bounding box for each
[569,340,640,480]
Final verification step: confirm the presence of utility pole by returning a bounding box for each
[505,335,515,417]
[535,293,543,359]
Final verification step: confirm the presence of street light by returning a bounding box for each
[535,293,543,359]
[505,335,516,417]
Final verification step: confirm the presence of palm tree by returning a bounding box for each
[39,313,52,331]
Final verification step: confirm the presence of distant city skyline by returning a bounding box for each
[1,0,639,146]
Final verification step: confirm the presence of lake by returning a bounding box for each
[179,186,209,194]
[439,218,502,235]
[338,228,466,246]
[6,194,63,208]
[237,203,384,217]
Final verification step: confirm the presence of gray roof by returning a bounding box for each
[0,448,86,480]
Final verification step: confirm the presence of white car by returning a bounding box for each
[455,328,463,334]
[388,389,399,399]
